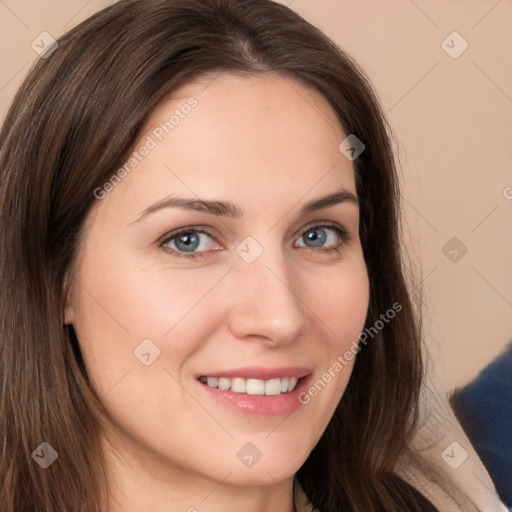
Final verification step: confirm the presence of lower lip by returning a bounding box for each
[196,375,312,416]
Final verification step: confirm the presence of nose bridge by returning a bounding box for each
[227,238,306,344]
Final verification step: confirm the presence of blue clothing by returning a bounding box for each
[450,341,512,508]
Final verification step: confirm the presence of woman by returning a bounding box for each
[0,0,501,510]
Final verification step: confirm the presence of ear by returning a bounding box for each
[64,304,74,325]
[63,271,75,325]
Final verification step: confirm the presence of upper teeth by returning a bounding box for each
[199,376,298,395]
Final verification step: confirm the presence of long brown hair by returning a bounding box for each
[0,1,474,510]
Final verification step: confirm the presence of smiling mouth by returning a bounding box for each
[198,375,301,395]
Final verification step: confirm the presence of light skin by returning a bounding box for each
[65,72,370,512]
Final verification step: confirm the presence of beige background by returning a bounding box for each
[0,0,510,393]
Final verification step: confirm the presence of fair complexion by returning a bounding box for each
[65,72,370,512]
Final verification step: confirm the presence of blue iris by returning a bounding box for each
[302,228,327,247]
[175,232,200,252]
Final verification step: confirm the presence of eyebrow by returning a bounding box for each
[133,189,358,223]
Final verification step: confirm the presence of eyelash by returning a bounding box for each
[159,222,351,260]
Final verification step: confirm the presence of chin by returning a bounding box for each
[227,451,307,486]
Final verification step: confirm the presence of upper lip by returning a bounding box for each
[197,366,312,380]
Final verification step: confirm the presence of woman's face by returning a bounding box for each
[66,73,369,493]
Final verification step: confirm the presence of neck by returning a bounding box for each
[102,434,296,512]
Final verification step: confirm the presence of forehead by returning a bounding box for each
[146,71,347,163]
[91,72,357,226]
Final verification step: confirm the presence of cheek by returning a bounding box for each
[306,257,370,348]
[72,249,226,345]
[69,244,238,408]
[296,257,369,419]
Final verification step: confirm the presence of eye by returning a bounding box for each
[294,223,349,254]
[160,227,220,259]
[160,223,350,260]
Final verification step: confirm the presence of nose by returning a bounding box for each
[227,249,307,347]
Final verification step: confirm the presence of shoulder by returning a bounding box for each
[450,342,512,508]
